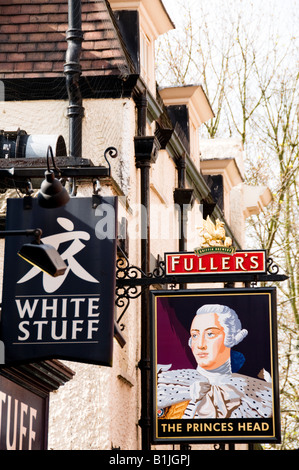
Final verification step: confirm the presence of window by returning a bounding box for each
[140,31,154,91]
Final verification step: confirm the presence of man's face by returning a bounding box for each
[190,312,230,370]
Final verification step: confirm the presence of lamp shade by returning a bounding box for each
[18,242,67,277]
[38,170,70,208]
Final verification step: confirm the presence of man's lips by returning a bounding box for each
[195,353,208,358]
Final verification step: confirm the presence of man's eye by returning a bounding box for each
[206,330,217,338]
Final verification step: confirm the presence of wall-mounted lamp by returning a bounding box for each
[0,129,67,159]
[0,228,67,277]
[38,146,70,208]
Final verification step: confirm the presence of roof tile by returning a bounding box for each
[0,0,135,79]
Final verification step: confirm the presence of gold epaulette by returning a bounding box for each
[159,401,190,419]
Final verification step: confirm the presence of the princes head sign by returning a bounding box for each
[151,288,280,444]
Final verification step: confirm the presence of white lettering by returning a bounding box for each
[171,256,180,272]
[0,391,6,436]
[15,296,103,342]
[51,320,67,340]
[72,320,84,339]
[250,256,259,270]
[88,298,100,317]
[41,298,58,318]
[87,320,100,339]
[61,298,68,318]
[0,391,38,450]
[18,321,30,341]
[6,396,18,450]
[210,258,218,270]
[70,298,85,318]
[28,408,37,450]
[33,321,48,340]
[15,299,39,318]
[235,256,246,271]
[222,257,230,270]
[184,257,193,271]
[19,402,28,450]
[198,257,206,271]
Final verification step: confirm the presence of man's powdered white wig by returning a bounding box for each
[190,304,248,347]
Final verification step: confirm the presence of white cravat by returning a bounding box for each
[196,359,232,384]
[188,360,242,418]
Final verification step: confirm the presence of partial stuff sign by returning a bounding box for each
[0,375,47,450]
[151,288,280,444]
[0,196,117,366]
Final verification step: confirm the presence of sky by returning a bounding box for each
[162,0,299,39]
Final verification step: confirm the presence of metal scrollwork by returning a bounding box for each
[147,259,166,279]
[115,253,288,331]
[115,257,166,328]
[116,256,146,281]
[267,257,279,275]
[115,285,144,330]
[115,256,145,329]
[104,146,118,176]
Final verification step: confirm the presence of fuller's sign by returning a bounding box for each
[0,196,117,366]
[165,250,267,276]
[165,216,267,277]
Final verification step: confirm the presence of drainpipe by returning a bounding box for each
[174,155,194,298]
[177,154,187,252]
[174,155,194,453]
[64,0,84,159]
[135,90,158,450]
[174,154,194,253]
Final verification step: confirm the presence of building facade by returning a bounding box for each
[0,0,271,450]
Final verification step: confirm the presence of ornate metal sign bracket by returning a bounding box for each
[115,252,288,330]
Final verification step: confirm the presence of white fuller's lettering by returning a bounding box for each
[184,257,193,271]
[235,256,246,271]
[250,255,259,270]
[170,256,180,272]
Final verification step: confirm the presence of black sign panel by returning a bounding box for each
[0,375,48,450]
[151,288,281,444]
[0,196,117,366]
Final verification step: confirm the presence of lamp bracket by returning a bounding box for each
[0,146,119,188]
[0,228,42,242]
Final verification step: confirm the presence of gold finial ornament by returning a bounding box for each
[198,216,233,248]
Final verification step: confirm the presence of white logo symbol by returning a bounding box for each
[18,217,99,293]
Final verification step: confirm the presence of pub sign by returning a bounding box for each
[0,196,117,366]
[151,288,280,443]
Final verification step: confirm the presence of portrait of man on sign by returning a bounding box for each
[152,287,280,440]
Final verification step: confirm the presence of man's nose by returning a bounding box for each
[196,334,206,349]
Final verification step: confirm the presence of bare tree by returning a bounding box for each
[156,0,299,449]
